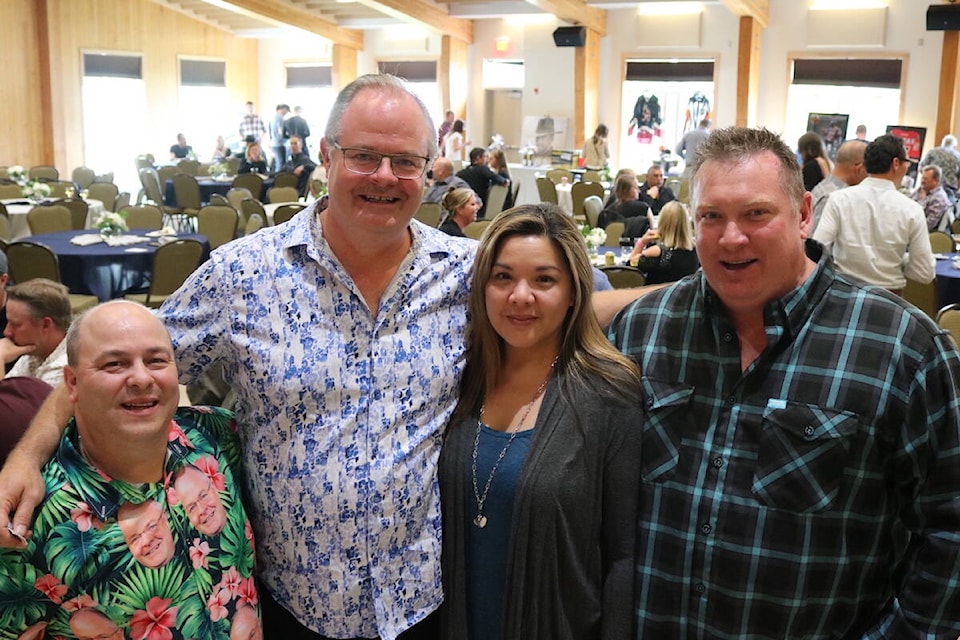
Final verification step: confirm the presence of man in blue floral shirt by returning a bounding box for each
[0,301,260,638]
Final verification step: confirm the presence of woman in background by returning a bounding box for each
[598,174,650,238]
[439,203,642,640]
[211,136,230,161]
[439,188,481,237]
[238,142,268,174]
[627,200,699,284]
[582,124,610,171]
[798,131,832,192]
[445,120,468,163]
[488,149,514,210]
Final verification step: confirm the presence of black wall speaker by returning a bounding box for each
[928,4,960,31]
[553,26,587,47]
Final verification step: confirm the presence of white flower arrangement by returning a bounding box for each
[7,165,27,185]
[95,211,129,235]
[209,161,229,178]
[22,180,52,200]
[580,225,607,249]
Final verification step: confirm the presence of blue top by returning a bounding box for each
[466,424,534,640]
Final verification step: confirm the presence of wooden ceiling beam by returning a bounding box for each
[525,0,606,36]
[203,0,364,48]
[720,0,768,29]
[352,0,473,43]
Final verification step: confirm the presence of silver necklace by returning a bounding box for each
[470,357,558,529]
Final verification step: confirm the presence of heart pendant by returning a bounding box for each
[473,514,487,528]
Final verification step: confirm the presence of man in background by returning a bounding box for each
[676,118,710,179]
[1,279,71,387]
[809,139,866,230]
[912,164,954,231]
[283,106,311,155]
[280,135,317,198]
[270,103,290,172]
[437,110,455,152]
[239,101,266,146]
[457,147,508,219]
[423,157,469,204]
[637,164,676,215]
[920,134,960,201]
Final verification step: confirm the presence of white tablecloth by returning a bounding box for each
[5,198,106,241]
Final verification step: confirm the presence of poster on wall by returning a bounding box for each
[885,125,926,162]
[520,115,569,164]
[806,113,848,162]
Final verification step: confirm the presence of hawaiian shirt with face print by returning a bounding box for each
[0,406,260,640]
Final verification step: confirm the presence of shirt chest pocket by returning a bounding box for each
[752,403,860,514]
[640,377,695,483]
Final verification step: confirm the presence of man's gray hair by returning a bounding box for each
[942,134,957,149]
[324,74,438,160]
[923,164,943,182]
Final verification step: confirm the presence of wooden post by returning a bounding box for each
[936,30,960,144]
[574,29,601,150]
[735,15,762,127]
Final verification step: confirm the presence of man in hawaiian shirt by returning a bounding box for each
[0,301,261,638]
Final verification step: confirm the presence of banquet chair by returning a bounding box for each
[93,172,114,184]
[267,186,300,204]
[929,230,953,254]
[546,169,573,185]
[582,170,602,182]
[571,181,604,217]
[29,165,59,181]
[511,181,520,207]
[27,205,72,235]
[53,198,89,230]
[226,187,252,213]
[113,191,131,213]
[414,202,441,227]
[604,221,625,246]
[71,166,96,189]
[536,177,558,205]
[0,167,7,179]
[273,203,305,226]
[583,195,604,228]
[197,205,239,249]
[176,159,200,176]
[156,165,178,188]
[936,303,960,348]
[240,199,265,233]
[952,218,960,235]
[232,173,265,199]
[485,184,509,219]
[208,193,231,207]
[44,181,74,198]
[903,278,937,318]
[134,155,155,170]
[245,213,265,235]
[598,265,646,289]
[677,179,691,204]
[225,156,241,175]
[273,172,299,190]
[121,205,163,230]
[464,220,491,240]
[0,210,11,245]
[171,174,202,231]
[124,239,205,309]
[5,242,99,313]
[0,182,22,199]
[87,182,119,209]
[665,178,683,197]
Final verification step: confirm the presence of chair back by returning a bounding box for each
[273,172,299,189]
[225,156,241,175]
[929,230,954,253]
[71,166,96,189]
[464,220,491,240]
[0,182,22,199]
[677,178,691,204]
[87,182,120,209]
[139,168,165,206]
[93,172,114,184]
[267,186,300,204]
[121,205,163,230]
[54,198,89,230]
[936,303,960,348]
[141,239,205,307]
[240,198,266,222]
[29,166,59,181]
[604,221,625,246]
[273,203,305,226]
[197,205,239,249]
[27,205,72,235]
[598,265,646,289]
[0,208,11,242]
[172,174,202,211]
[135,155,154,170]
[583,195,604,228]
[6,242,60,283]
[536,177,558,204]
[903,278,937,318]
[414,202,442,227]
[665,178,683,196]
[245,213,265,235]
[952,218,960,235]
[546,169,573,185]
[177,159,200,176]
[208,193,231,207]
[227,187,252,213]
[485,184,510,219]
[511,180,520,206]
[937,205,956,233]
[571,181,605,216]
[47,181,75,198]
[232,173,265,199]
[113,191,131,213]
[582,170,602,182]
[156,165,178,187]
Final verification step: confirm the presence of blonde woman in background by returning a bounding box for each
[439,188,481,237]
[488,149,514,209]
[628,201,700,284]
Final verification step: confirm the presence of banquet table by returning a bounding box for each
[164,177,272,206]
[19,229,209,301]
[935,253,960,310]
[4,198,106,241]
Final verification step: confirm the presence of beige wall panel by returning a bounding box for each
[806,8,886,48]
[637,13,703,49]
[3,0,46,168]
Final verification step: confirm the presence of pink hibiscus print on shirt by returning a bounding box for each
[130,597,177,640]
[34,574,68,604]
[194,455,226,492]
[190,538,211,569]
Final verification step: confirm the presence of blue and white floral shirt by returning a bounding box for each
[159,205,476,639]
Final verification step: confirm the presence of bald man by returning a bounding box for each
[810,139,867,231]
[423,156,469,203]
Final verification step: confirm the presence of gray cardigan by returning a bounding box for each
[438,374,643,640]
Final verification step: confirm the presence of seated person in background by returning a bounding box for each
[598,174,650,238]
[438,188,481,238]
[0,377,52,465]
[280,135,317,197]
[238,142,268,175]
[424,157,469,204]
[638,164,675,215]
[627,201,699,284]
[488,149,514,210]
[1,279,71,387]
[457,147,509,219]
[169,132,193,160]
[911,164,953,231]
[0,301,260,637]
[604,168,636,208]
[211,135,230,161]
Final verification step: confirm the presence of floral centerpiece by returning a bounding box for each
[96,211,129,238]
[7,165,27,185]
[22,180,52,203]
[209,161,229,180]
[580,225,607,253]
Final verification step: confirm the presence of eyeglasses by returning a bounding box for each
[332,142,430,180]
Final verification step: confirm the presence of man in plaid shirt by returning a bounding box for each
[609,127,960,638]
[238,100,266,145]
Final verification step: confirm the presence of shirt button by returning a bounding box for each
[726,395,736,405]
[695,583,706,594]
[723,332,733,342]
[803,425,815,437]
[646,397,654,408]
[712,456,724,468]
[700,523,712,534]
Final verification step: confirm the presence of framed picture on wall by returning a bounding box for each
[885,125,926,162]
[806,113,848,162]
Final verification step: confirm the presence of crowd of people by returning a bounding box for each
[0,74,958,640]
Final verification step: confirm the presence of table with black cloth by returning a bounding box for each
[935,253,960,310]
[163,177,272,206]
[20,229,210,301]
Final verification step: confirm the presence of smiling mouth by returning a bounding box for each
[122,400,159,411]
[361,194,400,204]
[720,259,757,271]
